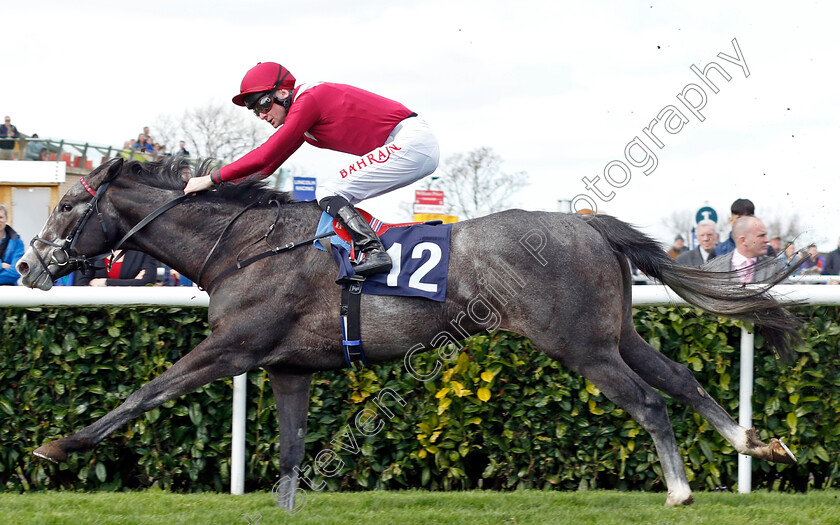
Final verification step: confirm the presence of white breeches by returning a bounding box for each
[315,115,440,205]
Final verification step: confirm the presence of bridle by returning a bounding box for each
[29,166,329,290]
[30,175,115,282]
[30,169,190,283]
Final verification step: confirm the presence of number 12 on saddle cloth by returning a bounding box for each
[313,210,452,302]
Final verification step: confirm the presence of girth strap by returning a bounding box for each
[341,275,367,368]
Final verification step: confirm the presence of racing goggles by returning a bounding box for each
[248,94,274,116]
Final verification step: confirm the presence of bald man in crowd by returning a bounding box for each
[703,216,784,283]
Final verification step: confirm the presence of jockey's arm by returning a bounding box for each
[218,96,319,183]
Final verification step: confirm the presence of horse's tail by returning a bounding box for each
[584,214,803,361]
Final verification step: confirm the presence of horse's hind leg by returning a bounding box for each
[618,331,795,465]
[568,350,694,507]
[264,366,312,511]
[33,327,256,463]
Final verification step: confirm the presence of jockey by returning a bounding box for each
[184,62,440,276]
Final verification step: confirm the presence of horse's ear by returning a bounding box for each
[104,158,124,182]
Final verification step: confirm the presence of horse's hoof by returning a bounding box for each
[768,438,796,464]
[665,490,694,507]
[33,442,68,463]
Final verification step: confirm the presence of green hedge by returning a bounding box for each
[1,305,839,494]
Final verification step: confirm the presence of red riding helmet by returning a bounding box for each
[232,62,296,107]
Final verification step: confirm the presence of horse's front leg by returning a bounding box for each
[33,327,256,463]
[264,366,312,511]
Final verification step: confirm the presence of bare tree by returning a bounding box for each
[764,212,803,244]
[151,114,179,155]
[424,147,528,219]
[660,209,694,240]
[154,100,271,163]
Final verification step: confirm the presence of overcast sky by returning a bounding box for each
[4,1,838,249]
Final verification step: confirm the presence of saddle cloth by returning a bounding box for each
[314,210,452,302]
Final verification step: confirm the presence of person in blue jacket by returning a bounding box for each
[0,204,25,286]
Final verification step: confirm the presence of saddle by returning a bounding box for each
[329,209,436,258]
[314,210,453,368]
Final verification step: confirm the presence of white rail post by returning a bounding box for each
[230,373,247,495]
[737,325,754,493]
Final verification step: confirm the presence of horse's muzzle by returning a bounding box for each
[16,250,54,290]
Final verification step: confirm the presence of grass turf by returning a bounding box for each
[0,489,838,525]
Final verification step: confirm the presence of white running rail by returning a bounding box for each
[4,284,840,494]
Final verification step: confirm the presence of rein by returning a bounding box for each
[205,231,333,292]
[112,194,192,253]
[35,171,327,288]
[195,200,262,288]
[100,193,192,272]
[201,199,333,291]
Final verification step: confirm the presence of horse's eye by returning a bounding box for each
[61,204,73,212]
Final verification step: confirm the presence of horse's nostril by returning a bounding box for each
[18,262,29,275]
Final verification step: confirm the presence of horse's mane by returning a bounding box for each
[122,156,297,205]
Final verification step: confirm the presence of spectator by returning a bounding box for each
[769,235,782,257]
[175,269,193,287]
[54,269,84,286]
[161,265,193,287]
[667,235,688,259]
[703,216,783,283]
[0,115,20,150]
[76,250,158,286]
[676,220,717,267]
[0,116,19,137]
[176,140,190,156]
[824,237,840,283]
[799,244,825,276]
[783,242,803,272]
[133,134,149,151]
[0,204,25,285]
[24,133,48,161]
[770,236,789,267]
[715,198,756,256]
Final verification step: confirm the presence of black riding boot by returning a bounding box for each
[335,205,392,276]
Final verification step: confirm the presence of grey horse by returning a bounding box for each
[16,157,800,507]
